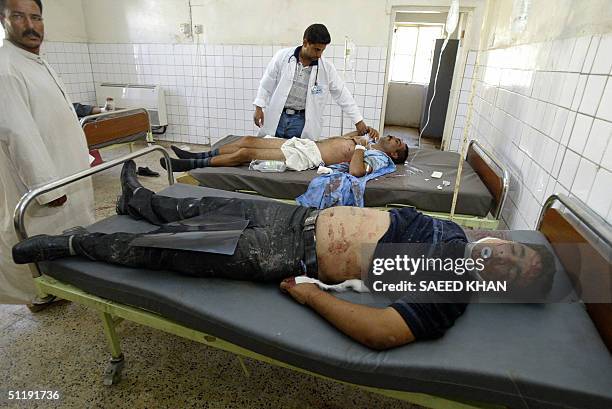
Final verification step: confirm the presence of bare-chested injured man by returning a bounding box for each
[13,161,554,350]
[161,128,409,176]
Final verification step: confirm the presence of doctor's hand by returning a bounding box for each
[46,195,67,207]
[253,106,265,128]
[355,120,368,135]
[280,277,321,305]
[366,127,380,141]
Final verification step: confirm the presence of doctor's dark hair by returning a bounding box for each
[303,24,331,45]
[0,0,43,14]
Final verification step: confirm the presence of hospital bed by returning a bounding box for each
[80,107,153,150]
[183,136,509,229]
[14,148,612,409]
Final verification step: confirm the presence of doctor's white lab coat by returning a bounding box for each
[253,47,363,141]
[0,41,95,304]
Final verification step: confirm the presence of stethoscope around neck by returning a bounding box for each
[290,54,322,95]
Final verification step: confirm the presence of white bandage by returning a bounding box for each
[294,276,370,293]
[354,145,366,151]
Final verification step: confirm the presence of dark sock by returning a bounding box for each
[171,145,219,160]
[160,157,212,172]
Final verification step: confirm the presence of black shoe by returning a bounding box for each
[116,160,144,215]
[12,235,72,264]
[137,166,160,177]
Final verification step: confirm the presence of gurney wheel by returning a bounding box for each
[103,355,124,386]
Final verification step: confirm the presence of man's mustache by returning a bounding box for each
[22,29,41,39]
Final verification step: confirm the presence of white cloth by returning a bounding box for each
[294,276,370,293]
[317,165,334,174]
[280,137,323,171]
[254,46,363,141]
[0,41,95,304]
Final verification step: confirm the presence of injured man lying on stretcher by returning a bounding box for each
[13,161,554,350]
[161,129,409,174]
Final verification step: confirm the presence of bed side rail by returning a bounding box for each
[465,140,509,220]
[537,194,612,247]
[537,194,612,352]
[14,146,173,244]
[80,108,151,149]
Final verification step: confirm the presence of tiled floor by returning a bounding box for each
[1,141,423,409]
[382,126,441,150]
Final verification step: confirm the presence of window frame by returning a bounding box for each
[390,23,445,84]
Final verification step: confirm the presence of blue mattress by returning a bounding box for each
[39,184,612,409]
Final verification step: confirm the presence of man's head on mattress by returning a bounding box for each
[472,238,555,297]
[373,135,409,164]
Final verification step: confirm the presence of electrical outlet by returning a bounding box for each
[193,24,203,35]
[180,23,192,36]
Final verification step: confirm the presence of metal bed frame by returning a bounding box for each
[18,149,608,409]
[80,107,154,151]
[538,194,612,247]
[467,140,509,221]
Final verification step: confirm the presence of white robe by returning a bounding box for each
[0,41,95,304]
[253,47,363,141]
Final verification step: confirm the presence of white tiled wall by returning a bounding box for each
[41,42,96,105]
[448,50,477,152]
[452,34,612,229]
[85,43,387,145]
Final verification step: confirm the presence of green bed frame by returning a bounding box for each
[34,275,500,409]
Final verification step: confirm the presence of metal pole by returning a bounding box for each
[14,145,173,247]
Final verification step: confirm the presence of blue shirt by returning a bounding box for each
[296,150,396,208]
[376,208,469,340]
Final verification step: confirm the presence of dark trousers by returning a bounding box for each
[73,189,312,281]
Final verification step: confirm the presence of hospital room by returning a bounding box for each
[1,0,612,407]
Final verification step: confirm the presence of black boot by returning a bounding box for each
[116,160,145,216]
[12,235,73,264]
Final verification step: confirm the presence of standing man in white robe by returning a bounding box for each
[253,24,369,141]
[0,0,95,305]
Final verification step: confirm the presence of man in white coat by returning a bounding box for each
[253,24,369,141]
[0,0,95,305]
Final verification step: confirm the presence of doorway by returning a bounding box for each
[380,7,469,150]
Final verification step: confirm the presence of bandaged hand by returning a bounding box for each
[280,277,321,305]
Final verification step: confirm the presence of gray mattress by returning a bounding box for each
[189,135,495,216]
[39,184,612,409]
